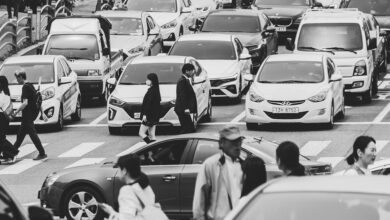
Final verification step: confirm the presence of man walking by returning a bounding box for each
[193,126,244,220]
[174,63,197,134]
[6,0,21,19]
[13,71,48,161]
[276,141,306,176]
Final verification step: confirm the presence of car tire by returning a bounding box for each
[336,97,345,120]
[362,83,373,104]
[63,186,105,220]
[71,97,82,121]
[372,70,379,95]
[246,122,258,130]
[203,95,212,122]
[54,106,64,131]
[109,126,122,135]
[323,103,334,130]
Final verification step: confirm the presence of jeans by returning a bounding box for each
[6,0,20,18]
[14,119,45,155]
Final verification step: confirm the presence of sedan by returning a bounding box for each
[0,55,81,131]
[245,54,345,129]
[169,33,252,99]
[38,133,332,220]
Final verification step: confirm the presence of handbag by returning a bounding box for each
[0,102,14,121]
[133,188,169,220]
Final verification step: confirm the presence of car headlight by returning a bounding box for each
[88,69,101,76]
[161,19,178,29]
[249,89,264,103]
[308,89,329,102]
[45,173,59,187]
[353,60,367,76]
[41,87,55,101]
[129,45,145,54]
[109,96,125,107]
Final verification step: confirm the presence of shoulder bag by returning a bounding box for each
[133,188,168,220]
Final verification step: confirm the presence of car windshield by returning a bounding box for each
[108,17,143,35]
[0,63,55,85]
[120,63,182,85]
[348,0,390,15]
[169,41,236,60]
[297,23,363,51]
[257,61,324,83]
[236,192,390,220]
[201,15,261,33]
[127,0,177,13]
[256,0,310,6]
[45,35,100,61]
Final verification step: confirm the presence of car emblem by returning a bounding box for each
[282,101,291,106]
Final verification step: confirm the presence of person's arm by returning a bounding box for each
[193,162,211,220]
[14,99,27,116]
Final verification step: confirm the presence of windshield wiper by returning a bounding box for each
[67,56,94,61]
[51,47,88,50]
[297,47,335,55]
[324,47,357,54]
[275,80,315,83]
[258,80,275,83]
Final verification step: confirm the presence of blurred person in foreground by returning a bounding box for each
[343,136,377,175]
[276,141,306,176]
[241,156,267,198]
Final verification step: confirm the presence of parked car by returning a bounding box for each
[0,55,81,131]
[38,133,332,220]
[225,176,390,220]
[245,54,345,129]
[106,56,212,134]
[169,33,252,99]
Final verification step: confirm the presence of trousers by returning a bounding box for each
[177,113,195,134]
[0,114,18,158]
[13,119,45,155]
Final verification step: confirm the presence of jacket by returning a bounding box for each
[174,76,197,114]
[287,164,306,176]
[140,86,161,124]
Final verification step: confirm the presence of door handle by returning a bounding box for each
[162,175,177,182]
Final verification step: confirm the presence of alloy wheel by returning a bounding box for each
[67,191,99,220]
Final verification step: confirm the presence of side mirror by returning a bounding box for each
[368,38,377,50]
[244,74,254,82]
[285,38,294,51]
[59,76,72,85]
[240,53,252,60]
[107,77,117,85]
[380,30,387,37]
[29,206,53,220]
[330,74,342,82]
[182,7,192,13]
[103,47,110,56]
[188,25,198,32]
[193,76,206,84]
[149,28,159,35]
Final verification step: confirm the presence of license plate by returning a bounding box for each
[276,27,287,32]
[272,107,299,114]
[134,112,141,119]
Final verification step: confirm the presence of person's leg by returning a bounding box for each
[25,120,46,155]
[139,124,151,143]
[13,0,20,18]
[148,125,156,141]
[182,114,195,133]
[6,0,13,18]
[13,121,28,150]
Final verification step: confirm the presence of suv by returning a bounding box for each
[288,8,378,103]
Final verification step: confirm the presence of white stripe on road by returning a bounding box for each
[89,112,107,125]
[376,140,389,153]
[116,142,146,157]
[0,159,42,175]
[373,103,390,123]
[65,158,106,169]
[230,111,245,123]
[300,141,331,157]
[385,74,390,79]
[317,157,345,168]
[65,124,108,128]
[378,81,390,89]
[17,143,48,158]
[58,142,104,158]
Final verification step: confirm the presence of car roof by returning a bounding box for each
[131,55,190,64]
[302,8,365,23]
[95,10,144,18]
[266,54,325,62]
[178,33,233,42]
[4,55,59,64]
[262,176,390,195]
[209,9,262,16]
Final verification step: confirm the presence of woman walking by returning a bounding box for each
[241,156,267,198]
[139,73,161,144]
[343,136,377,175]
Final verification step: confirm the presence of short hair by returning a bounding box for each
[276,141,300,169]
[182,63,195,74]
[15,71,27,80]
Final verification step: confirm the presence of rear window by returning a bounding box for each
[169,40,236,60]
[201,15,261,33]
[108,17,143,35]
[256,0,310,6]
[348,0,390,15]
[0,63,55,85]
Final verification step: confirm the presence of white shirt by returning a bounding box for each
[224,153,243,207]
[0,91,10,112]
[343,164,372,176]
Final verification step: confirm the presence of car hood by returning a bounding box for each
[234,33,263,47]
[197,60,238,79]
[259,6,307,18]
[375,15,390,29]
[252,83,326,100]
[149,12,178,26]
[111,35,145,52]
[112,84,176,102]
[9,84,55,100]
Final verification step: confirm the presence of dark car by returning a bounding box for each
[191,9,278,71]
[38,133,332,220]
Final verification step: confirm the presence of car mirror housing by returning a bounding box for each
[244,74,254,82]
[240,53,252,60]
[330,74,342,82]
[103,47,110,56]
[182,7,192,13]
[107,78,116,85]
[188,25,198,32]
[149,29,159,35]
[29,206,54,220]
[368,38,377,50]
[59,76,72,85]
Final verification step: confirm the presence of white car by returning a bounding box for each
[126,0,198,46]
[169,33,252,99]
[0,55,81,131]
[245,54,345,129]
[106,56,212,134]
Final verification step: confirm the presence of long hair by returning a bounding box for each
[115,154,150,189]
[241,156,267,197]
[276,141,300,170]
[147,73,161,102]
[346,136,376,165]
[0,76,10,96]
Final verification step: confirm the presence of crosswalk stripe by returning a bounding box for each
[58,142,104,158]
[116,142,146,157]
[65,158,106,169]
[0,159,42,175]
[378,81,390,90]
[317,157,345,168]
[385,74,390,80]
[300,141,331,157]
[17,143,48,158]
[376,140,389,153]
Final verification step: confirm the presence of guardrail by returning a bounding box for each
[100,0,128,11]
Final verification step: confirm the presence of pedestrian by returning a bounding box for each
[193,126,244,220]
[139,73,161,144]
[12,71,48,161]
[0,76,19,164]
[241,156,267,198]
[174,63,197,134]
[6,0,21,19]
[276,141,306,176]
[343,136,377,175]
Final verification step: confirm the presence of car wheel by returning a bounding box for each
[71,97,81,121]
[54,106,64,131]
[362,82,373,104]
[372,70,379,95]
[203,95,212,122]
[63,186,105,220]
[324,103,334,129]
[108,126,122,135]
[246,122,258,130]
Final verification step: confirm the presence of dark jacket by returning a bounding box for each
[174,76,197,114]
[140,86,161,125]
[287,164,306,177]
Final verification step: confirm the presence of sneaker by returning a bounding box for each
[2,157,16,164]
[33,154,48,161]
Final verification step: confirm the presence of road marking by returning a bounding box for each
[65,158,106,169]
[373,103,390,123]
[376,140,389,153]
[231,111,245,123]
[17,143,48,158]
[22,202,40,207]
[65,124,108,128]
[300,141,331,157]
[378,81,390,90]
[58,142,104,158]
[89,112,107,125]
[317,157,345,168]
[385,74,390,80]
[116,142,145,157]
[0,159,42,175]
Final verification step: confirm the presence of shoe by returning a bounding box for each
[33,154,48,161]
[2,157,16,164]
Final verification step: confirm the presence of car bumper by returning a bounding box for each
[38,185,64,217]
[77,78,104,97]
[10,99,61,126]
[342,75,371,94]
[210,78,240,98]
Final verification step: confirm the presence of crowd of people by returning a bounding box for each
[2,0,73,19]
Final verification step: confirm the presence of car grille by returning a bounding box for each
[267,100,305,106]
[210,78,236,87]
[264,111,308,119]
[212,89,225,96]
[74,70,89,76]
[122,103,142,119]
[307,165,332,175]
[269,17,293,26]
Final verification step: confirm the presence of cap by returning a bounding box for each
[219,126,244,141]
[14,71,26,78]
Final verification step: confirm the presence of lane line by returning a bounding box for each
[385,74,390,79]
[300,141,331,157]
[65,124,107,128]
[89,112,107,125]
[0,159,42,175]
[65,158,106,169]
[116,142,146,157]
[58,142,104,158]
[376,140,389,153]
[317,157,344,168]
[231,111,245,123]
[373,103,390,123]
[378,81,390,90]
[17,143,48,158]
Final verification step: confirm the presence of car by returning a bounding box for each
[126,0,199,47]
[168,33,252,99]
[369,158,390,175]
[316,0,348,8]
[191,0,222,19]
[225,175,390,220]
[38,133,332,220]
[95,10,164,58]
[191,9,278,70]
[245,54,345,129]
[288,8,378,103]
[106,56,212,134]
[0,55,81,131]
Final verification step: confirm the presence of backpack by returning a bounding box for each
[26,83,42,121]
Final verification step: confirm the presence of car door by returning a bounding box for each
[55,59,72,117]
[190,60,207,118]
[146,16,163,55]
[327,58,343,110]
[0,186,28,220]
[262,14,278,55]
[234,38,251,89]
[59,58,78,116]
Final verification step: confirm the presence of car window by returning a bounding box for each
[192,140,250,164]
[327,59,335,78]
[56,61,66,79]
[137,140,188,165]
[59,59,71,76]
[0,189,22,220]
[170,40,237,60]
[235,38,243,55]
[190,60,202,76]
[201,14,261,33]
[0,63,55,85]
